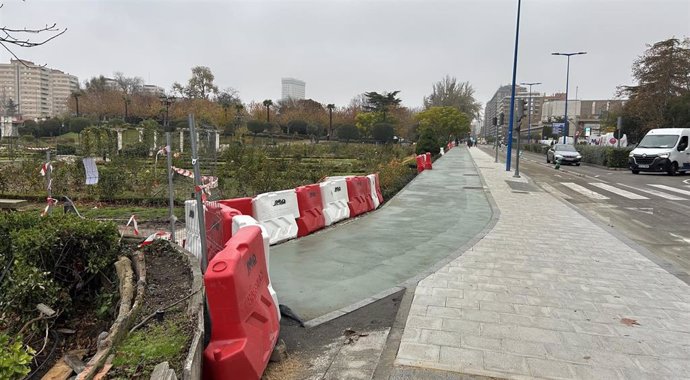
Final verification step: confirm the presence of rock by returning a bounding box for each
[270,339,288,363]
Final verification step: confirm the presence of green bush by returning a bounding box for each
[56,144,77,155]
[0,333,34,380]
[575,146,632,168]
[605,147,634,168]
[0,213,119,323]
[121,142,150,158]
[416,128,440,155]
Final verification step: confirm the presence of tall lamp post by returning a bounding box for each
[519,82,541,143]
[552,51,586,144]
[505,0,522,172]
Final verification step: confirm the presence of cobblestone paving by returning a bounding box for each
[395,148,690,380]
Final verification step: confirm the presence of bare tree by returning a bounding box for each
[113,72,144,95]
[0,3,67,64]
[424,75,482,119]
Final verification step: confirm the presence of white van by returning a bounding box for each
[628,128,690,175]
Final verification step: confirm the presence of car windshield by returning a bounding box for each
[555,144,577,152]
[638,135,678,148]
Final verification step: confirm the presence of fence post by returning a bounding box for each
[189,114,208,274]
[166,132,176,243]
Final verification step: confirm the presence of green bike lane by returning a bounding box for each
[270,147,493,324]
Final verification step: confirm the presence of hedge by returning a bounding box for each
[521,144,633,168]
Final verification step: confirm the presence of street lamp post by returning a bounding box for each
[519,82,541,144]
[326,104,335,141]
[73,92,81,117]
[552,52,586,144]
[505,0,522,172]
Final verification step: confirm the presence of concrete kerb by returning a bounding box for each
[373,147,502,380]
[301,148,500,329]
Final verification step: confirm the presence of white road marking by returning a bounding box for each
[561,182,610,200]
[648,184,690,197]
[631,218,653,227]
[617,183,686,201]
[540,183,572,200]
[683,179,690,185]
[669,232,690,244]
[626,208,654,216]
[589,183,649,200]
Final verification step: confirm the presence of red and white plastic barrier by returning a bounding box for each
[252,189,300,245]
[319,178,350,226]
[203,226,280,380]
[295,184,326,237]
[232,215,280,319]
[346,176,374,217]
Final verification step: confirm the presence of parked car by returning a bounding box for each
[628,128,690,175]
[546,144,582,165]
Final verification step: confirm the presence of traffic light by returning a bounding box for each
[516,99,525,121]
[499,113,505,125]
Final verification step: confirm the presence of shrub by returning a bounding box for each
[372,123,395,143]
[0,213,119,324]
[605,147,634,168]
[416,128,440,155]
[575,146,633,168]
[0,333,34,380]
[56,144,77,155]
[121,142,150,158]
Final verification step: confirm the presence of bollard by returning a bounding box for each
[555,157,561,170]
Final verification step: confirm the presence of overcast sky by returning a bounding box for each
[3,0,689,114]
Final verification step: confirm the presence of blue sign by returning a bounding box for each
[552,123,565,135]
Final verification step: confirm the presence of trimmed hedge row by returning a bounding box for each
[521,144,633,168]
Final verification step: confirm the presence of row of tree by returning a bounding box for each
[616,37,690,142]
[59,66,479,146]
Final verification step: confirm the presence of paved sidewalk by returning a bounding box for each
[395,148,690,379]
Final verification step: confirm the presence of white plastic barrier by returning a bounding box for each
[319,179,350,226]
[440,147,445,156]
[252,189,300,245]
[184,199,200,235]
[366,174,381,209]
[232,215,280,320]
[185,232,202,262]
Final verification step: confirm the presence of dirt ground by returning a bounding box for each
[263,289,405,380]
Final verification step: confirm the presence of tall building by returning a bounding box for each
[281,77,306,100]
[0,60,79,120]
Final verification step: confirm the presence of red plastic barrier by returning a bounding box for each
[204,226,280,380]
[205,202,242,262]
[346,176,374,217]
[416,155,425,173]
[424,152,433,170]
[295,184,326,237]
[219,197,254,217]
[373,173,384,205]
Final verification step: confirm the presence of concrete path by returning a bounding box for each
[395,147,690,379]
[271,148,492,323]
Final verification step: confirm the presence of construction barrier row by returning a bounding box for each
[416,152,433,173]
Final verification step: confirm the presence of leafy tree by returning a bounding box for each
[372,122,395,143]
[67,117,92,133]
[336,124,359,143]
[247,120,266,135]
[262,99,273,123]
[363,91,402,121]
[355,112,384,138]
[415,106,470,143]
[618,38,690,136]
[423,76,481,119]
[173,66,219,99]
[286,119,308,135]
[664,93,690,128]
[416,127,440,155]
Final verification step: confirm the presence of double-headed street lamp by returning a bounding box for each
[552,51,586,144]
[519,82,541,143]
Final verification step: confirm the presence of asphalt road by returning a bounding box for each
[479,144,690,284]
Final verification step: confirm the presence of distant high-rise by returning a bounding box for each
[0,60,79,119]
[281,78,305,100]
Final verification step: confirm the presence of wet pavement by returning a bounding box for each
[270,147,492,322]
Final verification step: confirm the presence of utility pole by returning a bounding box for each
[166,132,176,243]
[505,0,522,171]
[617,116,622,148]
[189,114,208,273]
[520,82,541,143]
[514,99,525,178]
[494,114,501,163]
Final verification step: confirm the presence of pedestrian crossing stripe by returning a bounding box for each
[648,184,690,197]
[561,182,610,200]
[589,183,649,200]
[617,183,686,201]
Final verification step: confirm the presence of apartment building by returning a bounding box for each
[0,60,79,119]
[281,77,306,100]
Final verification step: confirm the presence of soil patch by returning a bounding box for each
[109,241,193,379]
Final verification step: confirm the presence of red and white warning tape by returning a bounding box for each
[126,215,140,236]
[25,146,51,151]
[139,231,170,248]
[171,166,218,194]
[41,197,58,217]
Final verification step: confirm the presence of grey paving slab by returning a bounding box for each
[395,147,690,379]
[271,148,492,321]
